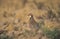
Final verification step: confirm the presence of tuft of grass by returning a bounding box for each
[0,32,14,39]
[42,26,60,39]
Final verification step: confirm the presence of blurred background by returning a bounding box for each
[0,0,60,39]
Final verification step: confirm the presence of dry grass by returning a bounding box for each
[0,0,60,39]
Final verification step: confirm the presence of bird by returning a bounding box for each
[28,13,40,32]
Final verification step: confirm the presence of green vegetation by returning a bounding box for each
[0,30,14,39]
[42,26,60,39]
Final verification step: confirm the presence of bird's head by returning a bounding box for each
[28,13,33,19]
